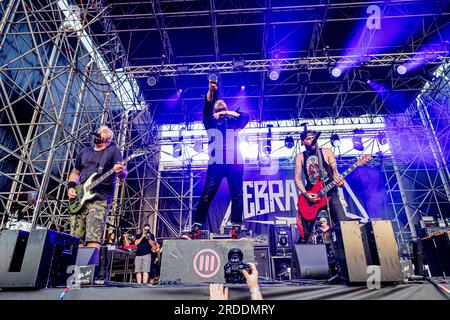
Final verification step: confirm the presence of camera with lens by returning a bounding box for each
[145,231,152,238]
[224,248,251,284]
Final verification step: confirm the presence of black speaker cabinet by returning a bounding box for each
[421,232,450,277]
[331,221,368,283]
[254,246,272,279]
[0,229,79,289]
[269,225,292,256]
[271,256,292,280]
[361,220,403,282]
[292,244,330,279]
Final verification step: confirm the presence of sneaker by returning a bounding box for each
[231,225,241,239]
[181,223,202,240]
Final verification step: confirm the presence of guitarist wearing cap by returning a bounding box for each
[67,125,128,249]
[294,129,348,243]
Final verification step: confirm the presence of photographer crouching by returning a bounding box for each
[134,223,156,284]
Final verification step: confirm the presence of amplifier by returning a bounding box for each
[269,225,292,256]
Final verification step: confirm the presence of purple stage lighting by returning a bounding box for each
[396,65,407,75]
[330,67,342,78]
[269,70,280,81]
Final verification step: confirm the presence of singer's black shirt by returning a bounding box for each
[203,92,250,165]
[75,146,123,203]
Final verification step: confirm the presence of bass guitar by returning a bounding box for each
[68,150,149,214]
[297,155,372,221]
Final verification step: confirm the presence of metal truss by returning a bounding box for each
[124,52,450,78]
[0,0,159,241]
[0,0,449,256]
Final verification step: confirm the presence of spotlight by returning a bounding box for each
[263,124,273,154]
[259,154,271,166]
[330,67,342,78]
[330,134,340,147]
[268,70,280,81]
[147,76,157,87]
[297,71,310,86]
[233,59,245,69]
[377,132,387,145]
[359,69,371,84]
[194,139,203,152]
[395,64,407,75]
[178,89,183,93]
[285,136,295,149]
[173,143,182,158]
[241,85,246,90]
[208,73,218,82]
[352,129,364,151]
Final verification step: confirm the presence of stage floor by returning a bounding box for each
[0,279,449,300]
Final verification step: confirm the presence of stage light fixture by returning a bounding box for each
[208,73,218,82]
[241,85,246,90]
[173,143,182,158]
[377,132,387,145]
[147,76,157,87]
[330,134,341,147]
[259,154,271,166]
[284,136,295,149]
[330,67,342,78]
[194,139,203,153]
[359,69,371,84]
[269,70,280,81]
[262,124,273,153]
[395,64,407,75]
[297,71,310,86]
[352,129,364,151]
[233,59,245,69]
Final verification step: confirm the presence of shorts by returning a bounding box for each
[135,254,152,273]
[70,200,109,244]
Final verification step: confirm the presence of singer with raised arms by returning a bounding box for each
[294,128,349,243]
[67,125,128,250]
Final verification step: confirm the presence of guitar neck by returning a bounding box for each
[323,162,359,193]
[87,167,117,191]
[86,155,132,191]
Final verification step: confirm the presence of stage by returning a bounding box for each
[0,279,448,300]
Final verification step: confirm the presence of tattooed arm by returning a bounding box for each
[295,153,319,202]
[325,148,345,187]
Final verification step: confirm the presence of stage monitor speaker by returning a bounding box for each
[269,225,292,256]
[271,256,292,280]
[421,232,450,277]
[331,221,368,283]
[159,239,254,284]
[292,244,329,279]
[361,220,403,282]
[0,229,79,289]
[254,246,272,279]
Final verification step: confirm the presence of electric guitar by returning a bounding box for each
[297,155,372,221]
[68,150,149,214]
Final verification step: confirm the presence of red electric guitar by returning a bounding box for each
[297,155,372,221]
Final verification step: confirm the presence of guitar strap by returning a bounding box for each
[316,147,333,225]
[96,146,111,175]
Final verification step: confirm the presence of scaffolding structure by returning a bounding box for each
[0,0,448,255]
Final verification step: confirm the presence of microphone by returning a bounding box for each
[89,131,101,138]
[311,131,321,146]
